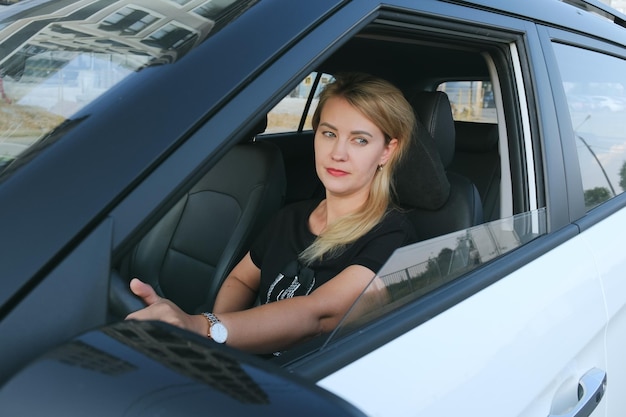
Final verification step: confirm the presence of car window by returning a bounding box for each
[437,81,498,123]
[266,72,333,133]
[111,11,541,365]
[327,208,547,344]
[552,43,626,210]
[0,0,257,176]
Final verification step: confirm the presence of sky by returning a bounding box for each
[598,0,626,12]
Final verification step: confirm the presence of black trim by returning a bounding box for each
[576,190,626,232]
[560,0,626,29]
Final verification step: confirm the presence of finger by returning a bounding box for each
[129,278,161,306]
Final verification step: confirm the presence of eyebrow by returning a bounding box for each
[319,122,374,137]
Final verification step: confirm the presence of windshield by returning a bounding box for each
[0,0,256,175]
[326,209,548,345]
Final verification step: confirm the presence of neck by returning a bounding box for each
[309,192,367,236]
[324,190,367,222]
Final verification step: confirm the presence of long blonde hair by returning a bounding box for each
[300,73,415,264]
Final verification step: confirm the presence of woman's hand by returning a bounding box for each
[125,278,207,336]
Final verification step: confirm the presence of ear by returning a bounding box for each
[380,138,398,166]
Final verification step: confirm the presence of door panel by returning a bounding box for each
[580,204,626,417]
[318,234,607,417]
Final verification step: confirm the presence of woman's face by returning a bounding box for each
[314,96,397,201]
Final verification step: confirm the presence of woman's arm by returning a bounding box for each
[215,264,374,353]
[125,251,260,336]
[126,263,375,354]
[213,252,260,313]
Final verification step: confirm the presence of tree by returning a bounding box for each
[584,187,612,208]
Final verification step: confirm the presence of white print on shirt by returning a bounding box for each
[266,273,284,304]
[266,273,316,304]
[277,276,301,300]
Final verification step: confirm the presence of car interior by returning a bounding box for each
[111,19,536,359]
[111,116,286,316]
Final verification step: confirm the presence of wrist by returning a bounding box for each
[201,312,228,343]
[195,314,209,336]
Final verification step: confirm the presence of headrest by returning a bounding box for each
[408,91,456,167]
[249,115,268,140]
[395,117,450,210]
[454,121,499,153]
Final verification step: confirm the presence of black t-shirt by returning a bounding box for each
[250,199,416,305]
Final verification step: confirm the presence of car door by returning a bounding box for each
[318,226,607,417]
[544,22,626,417]
[305,2,611,416]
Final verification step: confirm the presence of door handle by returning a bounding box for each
[549,368,607,417]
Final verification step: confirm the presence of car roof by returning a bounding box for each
[467,0,626,27]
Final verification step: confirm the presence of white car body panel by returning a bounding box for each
[581,206,626,416]
[319,233,608,417]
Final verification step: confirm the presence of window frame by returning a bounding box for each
[275,11,554,378]
[539,25,626,224]
[108,1,557,381]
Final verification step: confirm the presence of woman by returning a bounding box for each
[127,72,417,354]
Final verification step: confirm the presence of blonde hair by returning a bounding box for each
[300,73,415,264]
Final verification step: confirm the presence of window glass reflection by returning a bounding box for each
[0,0,258,177]
[553,43,626,210]
[327,209,547,343]
[193,0,239,20]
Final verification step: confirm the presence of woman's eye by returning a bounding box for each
[354,137,368,145]
[322,131,336,138]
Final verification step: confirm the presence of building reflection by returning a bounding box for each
[47,338,137,376]
[103,321,269,404]
[0,0,258,162]
[0,0,257,78]
[49,321,269,405]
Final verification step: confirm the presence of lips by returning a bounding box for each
[326,168,348,177]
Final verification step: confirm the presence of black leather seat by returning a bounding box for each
[395,91,483,241]
[450,121,500,222]
[114,117,286,314]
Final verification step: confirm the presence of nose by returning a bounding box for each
[331,137,348,161]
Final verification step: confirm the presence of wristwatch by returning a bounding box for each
[202,312,228,344]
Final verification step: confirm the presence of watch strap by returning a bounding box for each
[202,312,221,339]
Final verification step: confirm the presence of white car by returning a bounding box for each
[0,0,625,416]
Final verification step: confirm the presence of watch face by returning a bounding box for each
[211,323,228,344]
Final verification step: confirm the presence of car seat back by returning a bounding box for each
[395,91,483,241]
[124,117,286,313]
